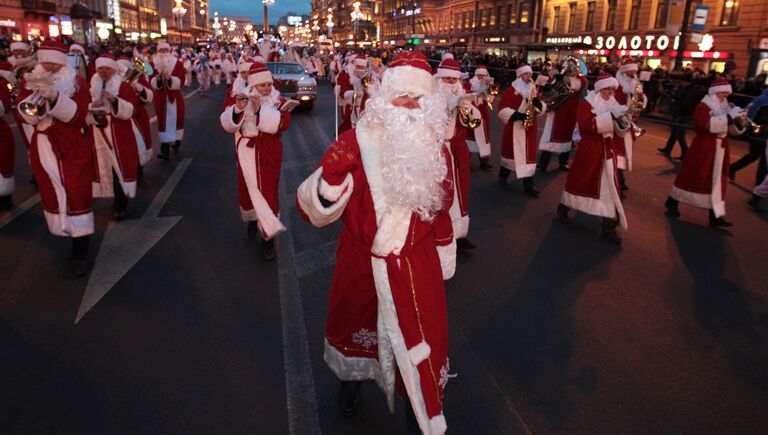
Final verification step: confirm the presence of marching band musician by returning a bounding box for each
[614,59,647,192]
[219,63,292,261]
[16,40,93,276]
[211,53,222,87]
[87,53,141,222]
[222,53,236,85]
[222,60,252,109]
[336,54,371,134]
[68,43,89,79]
[557,73,630,244]
[497,64,548,197]
[468,65,494,171]
[0,63,15,210]
[538,60,587,172]
[436,57,480,251]
[665,78,746,227]
[117,56,154,169]
[8,40,37,158]
[150,42,186,160]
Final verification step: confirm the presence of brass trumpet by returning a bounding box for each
[19,93,47,116]
[125,56,149,84]
[459,105,482,129]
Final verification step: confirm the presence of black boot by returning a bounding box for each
[72,236,90,277]
[557,203,571,224]
[665,197,680,218]
[479,157,492,171]
[261,237,276,261]
[136,165,144,184]
[112,171,128,221]
[618,169,629,191]
[158,143,170,160]
[601,218,622,244]
[498,167,511,185]
[456,237,476,250]
[247,221,259,240]
[537,151,552,173]
[709,210,733,227]
[0,195,12,212]
[337,381,361,417]
[404,399,421,435]
[522,176,539,198]
[748,194,763,211]
[558,152,570,171]
[173,140,181,153]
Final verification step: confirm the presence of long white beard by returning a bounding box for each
[153,53,177,75]
[702,94,729,116]
[359,93,450,222]
[27,64,77,97]
[617,72,637,96]
[90,74,121,102]
[437,79,464,96]
[511,78,533,98]
[589,91,623,115]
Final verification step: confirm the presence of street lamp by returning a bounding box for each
[350,1,363,47]
[212,11,220,42]
[172,0,187,45]
[263,0,274,34]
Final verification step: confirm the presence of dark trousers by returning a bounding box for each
[662,115,689,155]
[113,171,127,212]
[730,136,768,186]
[538,150,570,169]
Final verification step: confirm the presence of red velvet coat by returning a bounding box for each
[0,77,14,183]
[498,82,539,177]
[336,68,369,134]
[133,75,153,149]
[540,75,587,152]
[150,59,185,134]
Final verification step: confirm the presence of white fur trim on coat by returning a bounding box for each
[436,240,456,279]
[112,96,134,120]
[709,114,728,135]
[48,94,77,123]
[381,65,434,97]
[498,107,515,124]
[296,167,353,227]
[257,106,281,134]
[0,174,13,196]
[408,341,431,366]
[595,112,614,136]
[324,338,381,381]
[319,173,353,202]
[38,49,67,66]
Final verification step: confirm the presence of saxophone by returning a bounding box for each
[523,83,539,130]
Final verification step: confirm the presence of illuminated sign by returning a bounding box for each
[61,18,73,35]
[287,16,303,26]
[160,18,168,35]
[484,36,507,43]
[48,23,60,37]
[551,34,685,52]
[95,21,114,29]
[669,50,731,59]
[437,38,448,43]
[0,19,17,27]
[107,0,121,27]
[97,27,111,39]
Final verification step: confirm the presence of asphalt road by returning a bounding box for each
[1,81,767,434]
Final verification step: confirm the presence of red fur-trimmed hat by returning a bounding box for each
[247,62,272,86]
[382,51,435,96]
[37,40,68,65]
[435,58,461,79]
[95,53,118,70]
[708,77,732,95]
[594,72,619,91]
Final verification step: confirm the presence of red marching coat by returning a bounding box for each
[561,95,627,228]
[613,85,638,170]
[669,97,743,218]
[0,75,15,196]
[17,75,94,237]
[497,80,542,178]
[150,58,185,143]
[133,75,153,157]
[296,126,457,434]
[446,110,471,238]
[467,77,492,158]
[220,95,291,239]
[540,75,587,153]
[89,79,140,198]
[336,67,369,134]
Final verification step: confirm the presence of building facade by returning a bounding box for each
[542,0,768,77]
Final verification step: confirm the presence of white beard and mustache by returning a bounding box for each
[436,79,464,97]
[359,91,450,222]
[90,73,121,103]
[26,64,77,97]
[153,53,177,75]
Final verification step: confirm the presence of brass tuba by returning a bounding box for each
[125,56,149,84]
[459,105,482,129]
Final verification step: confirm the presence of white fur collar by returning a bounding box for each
[511,78,533,98]
[616,72,637,96]
[701,94,729,115]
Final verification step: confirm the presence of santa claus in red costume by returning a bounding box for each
[117,56,153,168]
[0,62,16,210]
[222,60,252,110]
[557,73,630,244]
[220,63,292,261]
[538,61,587,172]
[17,40,93,276]
[150,42,185,160]
[467,65,493,170]
[497,64,547,197]
[435,57,480,251]
[8,41,37,156]
[88,53,142,221]
[614,59,647,191]
[297,50,457,435]
[336,54,373,134]
[665,78,746,227]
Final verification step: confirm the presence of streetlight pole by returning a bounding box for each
[674,0,694,71]
[172,0,187,45]
[351,2,363,48]
[263,0,274,34]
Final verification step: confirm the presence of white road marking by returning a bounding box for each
[0,193,40,229]
[275,127,321,434]
[75,158,192,324]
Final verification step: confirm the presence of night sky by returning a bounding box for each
[209,0,311,24]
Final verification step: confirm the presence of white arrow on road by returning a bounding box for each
[75,158,192,324]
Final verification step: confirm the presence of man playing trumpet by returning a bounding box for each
[468,65,494,171]
[336,54,371,134]
[614,59,647,192]
[117,56,154,169]
[16,40,93,276]
[219,63,293,261]
[88,53,142,221]
[150,42,186,160]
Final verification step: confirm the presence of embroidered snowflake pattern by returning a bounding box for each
[438,358,458,389]
[351,328,378,349]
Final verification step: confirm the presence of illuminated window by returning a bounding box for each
[519,1,530,26]
[585,1,595,31]
[720,0,739,26]
[568,3,577,32]
[508,4,517,27]
[628,0,642,30]
[654,0,669,28]
[605,0,617,31]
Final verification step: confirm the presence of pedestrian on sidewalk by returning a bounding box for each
[658,73,703,159]
[296,51,457,434]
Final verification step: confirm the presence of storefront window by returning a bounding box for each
[646,58,661,69]
[710,61,726,73]
[552,6,560,33]
[606,0,617,31]
[720,0,739,26]
[654,0,669,29]
[628,0,642,30]
[585,1,595,31]
[568,3,577,33]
